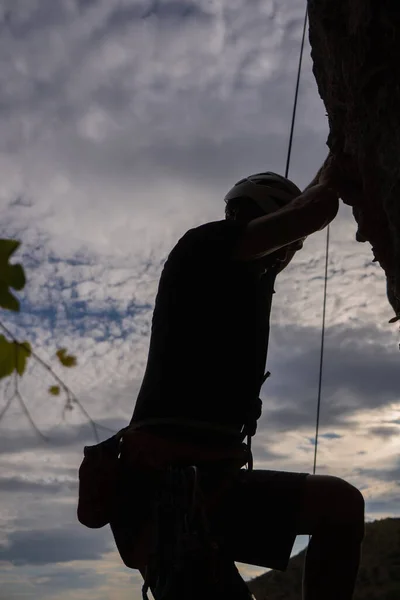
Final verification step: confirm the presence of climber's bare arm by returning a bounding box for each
[303,153,336,192]
[233,183,339,262]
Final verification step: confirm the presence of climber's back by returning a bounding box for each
[131,218,276,437]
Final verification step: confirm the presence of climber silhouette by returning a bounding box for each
[126,159,365,600]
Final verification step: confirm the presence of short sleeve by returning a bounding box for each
[168,219,247,272]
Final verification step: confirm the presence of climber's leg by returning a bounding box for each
[297,474,365,600]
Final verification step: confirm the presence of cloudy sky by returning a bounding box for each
[0,0,399,598]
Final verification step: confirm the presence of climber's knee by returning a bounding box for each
[298,474,365,540]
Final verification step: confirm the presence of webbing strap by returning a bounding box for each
[142,465,214,600]
[130,417,244,439]
[130,417,255,471]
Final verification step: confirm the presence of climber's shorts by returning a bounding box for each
[209,468,309,571]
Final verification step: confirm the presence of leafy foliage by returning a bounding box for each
[56,348,77,368]
[0,239,32,379]
[0,239,26,312]
[0,238,76,393]
[0,335,15,379]
[48,385,61,396]
[0,238,102,440]
[15,341,32,376]
[0,336,31,379]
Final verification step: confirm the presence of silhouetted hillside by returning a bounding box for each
[248,518,400,600]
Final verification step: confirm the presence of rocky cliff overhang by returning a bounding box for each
[307,0,400,321]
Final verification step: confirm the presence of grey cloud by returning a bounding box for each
[75,0,98,10]
[0,419,122,455]
[296,444,314,454]
[321,432,342,439]
[0,526,113,565]
[354,462,400,484]
[368,426,400,439]
[251,437,290,462]
[0,477,76,494]
[1,2,69,38]
[37,128,328,220]
[0,0,323,160]
[365,498,400,516]
[259,322,400,432]
[104,1,208,32]
[31,566,100,591]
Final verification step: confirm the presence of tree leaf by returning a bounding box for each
[15,341,31,376]
[0,239,20,260]
[0,335,15,379]
[0,337,32,379]
[8,264,26,291]
[0,239,25,312]
[0,283,20,312]
[56,348,77,368]
[48,385,61,396]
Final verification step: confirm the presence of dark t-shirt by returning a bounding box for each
[132,219,276,437]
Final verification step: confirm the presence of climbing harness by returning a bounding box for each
[141,465,253,600]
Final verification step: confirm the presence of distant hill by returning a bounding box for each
[248,518,400,600]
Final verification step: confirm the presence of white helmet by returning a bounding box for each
[224,172,302,215]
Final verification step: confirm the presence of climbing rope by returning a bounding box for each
[313,225,330,475]
[283,4,329,475]
[284,7,308,179]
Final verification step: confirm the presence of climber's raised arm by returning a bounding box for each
[232,183,339,262]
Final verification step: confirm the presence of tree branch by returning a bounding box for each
[0,320,115,443]
[13,368,47,441]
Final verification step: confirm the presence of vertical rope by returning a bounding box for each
[313,225,330,475]
[282,3,329,476]
[284,7,308,179]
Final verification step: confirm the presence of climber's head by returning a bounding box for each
[224,171,302,222]
[224,171,304,269]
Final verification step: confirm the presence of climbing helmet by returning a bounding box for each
[224,172,302,215]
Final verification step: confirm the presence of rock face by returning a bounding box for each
[307,0,400,321]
